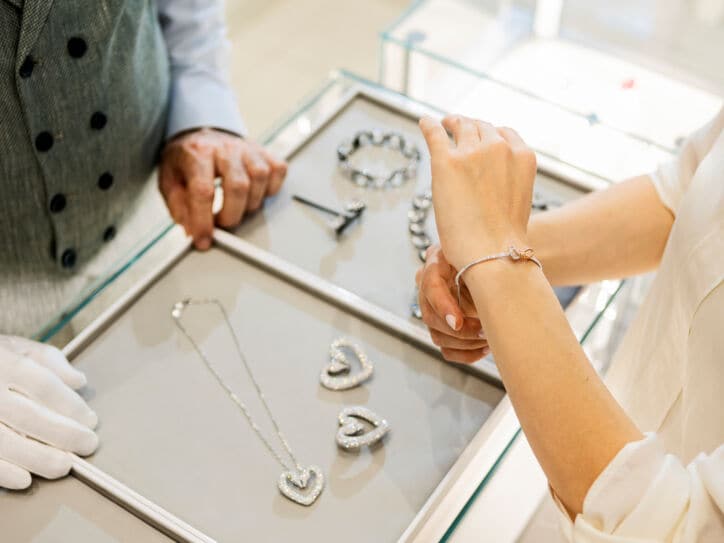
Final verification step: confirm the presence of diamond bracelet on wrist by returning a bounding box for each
[454,246,543,304]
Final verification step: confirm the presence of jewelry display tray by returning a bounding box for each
[51,243,506,543]
[0,78,617,543]
[232,85,585,383]
[0,476,172,542]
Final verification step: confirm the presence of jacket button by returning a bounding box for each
[67,37,87,58]
[35,131,54,152]
[61,248,77,269]
[103,225,116,242]
[98,171,114,190]
[19,56,35,78]
[49,193,67,213]
[90,111,107,130]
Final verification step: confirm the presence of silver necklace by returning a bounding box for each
[171,298,324,506]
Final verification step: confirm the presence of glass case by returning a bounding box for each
[380,0,722,183]
[25,71,638,542]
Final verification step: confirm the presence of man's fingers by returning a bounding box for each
[419,117,450,157]
[0,392,98,456]
[442,115,479,148]
[0,457,31,490]
[8,355,97,429]
[180,150,216,250]
[441,346,491,364]
[158,164,188,229]
[260,148,287,196]
[429,330,488,351]
[242,148,271,211]
[215,150,250,228]
[0,422,72,480]
[0,339,86,390]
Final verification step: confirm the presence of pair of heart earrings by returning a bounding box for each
[320,338,390,450]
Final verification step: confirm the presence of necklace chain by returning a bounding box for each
[171,298,302,473]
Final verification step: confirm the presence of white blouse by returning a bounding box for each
[557,107,724,542]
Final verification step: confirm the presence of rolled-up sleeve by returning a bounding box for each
[157,0,246,139]
[553,434,724,542]
[651,107,724,215]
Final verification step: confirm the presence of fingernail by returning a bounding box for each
[482,346,491,357]
[196,236,211,250]
[445,314,458,330]
[478,330,487,340]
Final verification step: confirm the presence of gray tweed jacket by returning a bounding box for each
[0,0,170,334]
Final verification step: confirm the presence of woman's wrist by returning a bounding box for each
[452,231,532,271]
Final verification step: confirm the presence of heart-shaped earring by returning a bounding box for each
[278,465,324,506]
[336,406,390,450]
[320,338,373,390]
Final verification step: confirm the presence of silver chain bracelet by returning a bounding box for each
[337,129,421,189]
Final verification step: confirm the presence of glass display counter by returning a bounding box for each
[26,70,632,542]
[380,0,722,184]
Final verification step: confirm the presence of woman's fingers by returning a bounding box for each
[417,258,465,331]
[0,456,31,490]
[8,354,97,429]
[0,422,72,480]
[474,120,504,144]
[443,115,479,148]
[418,294,483,339]
[419,117,450,158]
[430,330,488,351]
[0,391,98,456]
[441,346,491,364]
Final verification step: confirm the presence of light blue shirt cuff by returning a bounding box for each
[165,69,247,140]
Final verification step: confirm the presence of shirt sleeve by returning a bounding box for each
[156,0,246,139]
[552,434,724,542]
[651,106,724,215]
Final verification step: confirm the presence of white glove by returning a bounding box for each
[0,336,98,490]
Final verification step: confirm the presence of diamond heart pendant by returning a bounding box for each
[320,338,373,391]
[278,466,324,506]
[336,406,390,450]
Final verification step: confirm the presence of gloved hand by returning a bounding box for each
[0,336,98,490]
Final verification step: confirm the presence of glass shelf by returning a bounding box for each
[37,69,631,540]
[380,0,722,183]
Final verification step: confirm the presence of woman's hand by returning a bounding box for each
[415,245,489,363]
[0,336,98,490]
[418,115,537,270]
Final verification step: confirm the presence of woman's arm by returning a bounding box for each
[530,175,673,286]
[415,175,674,360]
[419,115,642,515]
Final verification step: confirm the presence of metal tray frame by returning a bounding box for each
[58,83,603,542]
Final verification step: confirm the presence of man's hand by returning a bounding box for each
[159,128,287,250]
[0,336,98,490]
[416,245,489,364]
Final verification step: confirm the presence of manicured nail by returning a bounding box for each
[445,314,458,330]
[481,346,491,357]
[478,330,487,340]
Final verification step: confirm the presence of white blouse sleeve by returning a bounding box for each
[651,107,724,215]
[561,434,724,542]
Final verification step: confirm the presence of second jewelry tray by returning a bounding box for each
[62,238,511,543]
